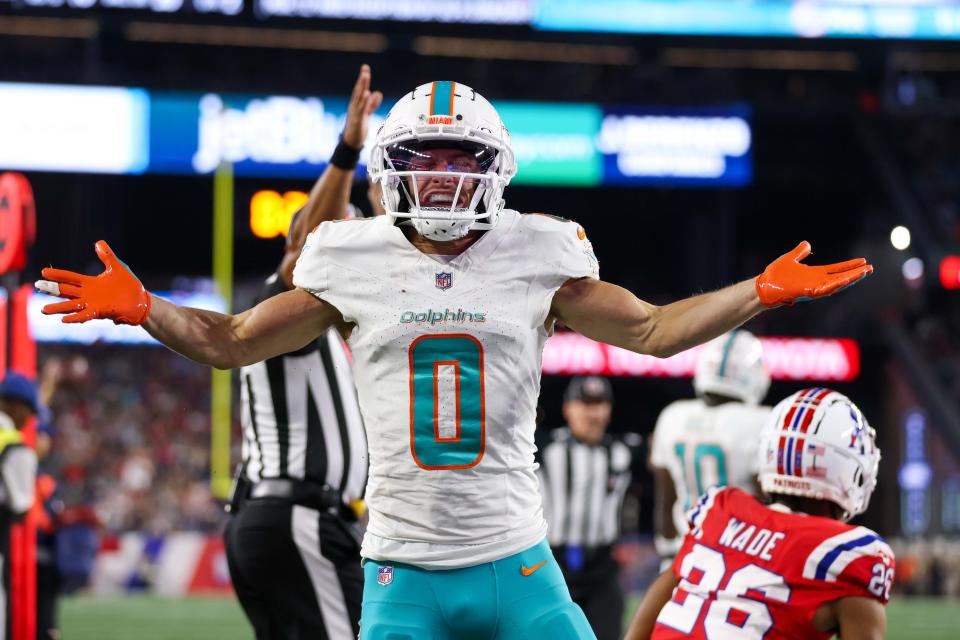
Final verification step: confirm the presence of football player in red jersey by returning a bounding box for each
[626,388,893,640]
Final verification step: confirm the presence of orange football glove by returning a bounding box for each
[756,241,873,307]
[35,240,151,325]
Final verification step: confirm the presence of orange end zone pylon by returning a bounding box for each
[1,172,38,640]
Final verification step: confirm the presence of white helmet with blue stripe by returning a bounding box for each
[758,388,881,521]
[368,81,517,241]
[693,330,770,405]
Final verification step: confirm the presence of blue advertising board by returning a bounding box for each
[534,0,960,40]
[598,106,752,187]
[0,83,752,187]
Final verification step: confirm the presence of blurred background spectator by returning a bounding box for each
[39,346,236,536]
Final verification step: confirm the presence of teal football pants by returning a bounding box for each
[359,538,597,639]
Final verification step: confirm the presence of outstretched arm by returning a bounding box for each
[652,467,679,545]
[624,570,679,640]
[551,241,871,358]
[553,277,761,358]
[835,597,886,640]
[279,64,383,286]
[812,596,887,640]
[143,288,342,369]
[37,241,345,370]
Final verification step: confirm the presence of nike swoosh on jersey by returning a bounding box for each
[521,560,548,576]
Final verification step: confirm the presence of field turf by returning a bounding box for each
[61,593,959,639]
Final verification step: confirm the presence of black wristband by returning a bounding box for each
[330,138,361,170]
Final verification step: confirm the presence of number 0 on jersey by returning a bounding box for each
[409,334,486,470]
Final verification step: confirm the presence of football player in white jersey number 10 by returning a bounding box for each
[38,77,874,639]
[650,330,772,569]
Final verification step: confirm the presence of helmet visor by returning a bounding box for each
[384,140,498,174]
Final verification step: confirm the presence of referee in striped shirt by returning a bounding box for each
[537,376,643,640]
[224,65,381,640]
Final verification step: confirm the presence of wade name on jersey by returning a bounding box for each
[716,518,786,562]
[654,487,894,640]
[292,210,598,569]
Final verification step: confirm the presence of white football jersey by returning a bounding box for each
[293,209,599,569]
[650,398,771,539]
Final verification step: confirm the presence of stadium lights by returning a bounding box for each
[940,255,960,290]
[902,257,924,288]
[890,225,911,251]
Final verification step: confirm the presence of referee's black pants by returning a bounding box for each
[224,499,363,640]
[554,547,625,640]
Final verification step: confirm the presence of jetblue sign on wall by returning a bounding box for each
[150,92,384,178]
[148,92,752,185]
[0,83,752,187]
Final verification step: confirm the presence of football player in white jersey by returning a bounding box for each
[37,79,873,639]
[649,330,772,569]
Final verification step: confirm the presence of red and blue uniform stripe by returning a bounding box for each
[777,387,832,476]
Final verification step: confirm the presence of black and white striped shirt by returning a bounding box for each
[239,274,368,504]
[536,428,641,548]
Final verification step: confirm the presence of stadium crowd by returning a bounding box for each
[39,346,231,534]
[890,538,960,598]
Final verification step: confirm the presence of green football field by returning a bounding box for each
[61,594,960,639]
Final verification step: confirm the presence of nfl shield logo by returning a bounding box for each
[435,272,453,290]
[377,566,393,586]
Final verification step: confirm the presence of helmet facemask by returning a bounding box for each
[379,139,506,241]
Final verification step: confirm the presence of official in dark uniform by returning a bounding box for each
[536,376,643,640]
[224,65,382,640]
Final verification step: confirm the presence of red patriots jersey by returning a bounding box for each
[652,487,894,640]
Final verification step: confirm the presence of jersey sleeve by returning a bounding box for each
[523,214,600,285]
[801,526,896,604]
[515,213,600,327]
[291,220,371,324]
[292,223,332,299]
[649,404,679,469]
[671,485,728,577]
[558,221,600,281]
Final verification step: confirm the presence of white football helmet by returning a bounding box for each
[368,81,517,241]
[693,330,770,405]
[758,388,881,521]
